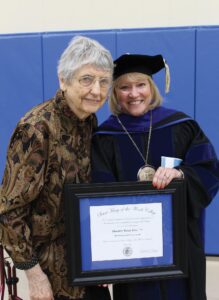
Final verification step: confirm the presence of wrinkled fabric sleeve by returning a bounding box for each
[172,120,219,299]
[174,120,219,218]
[0,123,48,268]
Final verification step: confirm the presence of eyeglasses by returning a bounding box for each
[78,75,111,90]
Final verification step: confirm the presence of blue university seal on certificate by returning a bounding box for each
[123,246,133,257]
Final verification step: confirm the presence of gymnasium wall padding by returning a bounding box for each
[0,27,218,254]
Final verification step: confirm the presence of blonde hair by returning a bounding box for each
[109,73,163,115]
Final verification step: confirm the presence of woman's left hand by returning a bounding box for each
[152,167,182,189]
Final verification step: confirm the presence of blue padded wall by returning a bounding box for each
[0,27,219,254]
[0,34,43,180]
[196,28,219,254]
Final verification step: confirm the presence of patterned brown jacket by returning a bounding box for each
[0,89,97,298]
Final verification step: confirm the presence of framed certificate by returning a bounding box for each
[64,180,187,286]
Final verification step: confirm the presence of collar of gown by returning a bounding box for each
[97,106,190,133]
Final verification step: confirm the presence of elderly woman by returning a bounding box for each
[0,36,113,300]
[91,54,219,300]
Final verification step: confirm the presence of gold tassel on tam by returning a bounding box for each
[164,59,170,93]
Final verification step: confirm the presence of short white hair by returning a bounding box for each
[57,35,113,84]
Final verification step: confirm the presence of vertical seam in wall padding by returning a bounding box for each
[115,31,119,59]
[194,29,197,120]
[40,34,45,102]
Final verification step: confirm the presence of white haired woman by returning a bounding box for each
[0,36,113,300]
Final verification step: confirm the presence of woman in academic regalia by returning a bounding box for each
[91,53,219,300]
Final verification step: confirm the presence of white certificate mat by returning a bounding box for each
[90,203,163,261]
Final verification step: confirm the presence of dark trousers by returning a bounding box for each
[55,286,111,300]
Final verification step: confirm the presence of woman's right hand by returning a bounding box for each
[25,263,54,300]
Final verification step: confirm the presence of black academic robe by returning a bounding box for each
[91,107,219,300]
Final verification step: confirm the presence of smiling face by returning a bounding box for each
[59,64,112,120]
[115,73,153,116]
